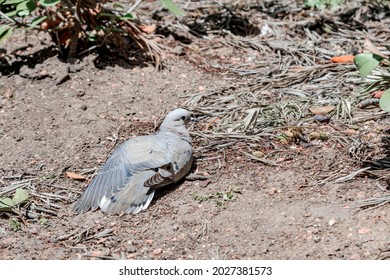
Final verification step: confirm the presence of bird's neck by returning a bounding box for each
[160,126,191,143]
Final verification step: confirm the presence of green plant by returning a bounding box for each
[305,0,344,10]
[0,188,29,231]
[354,42,390,112]
[0,0,185,62]
[193,186,241,209]
[0,188,29,212]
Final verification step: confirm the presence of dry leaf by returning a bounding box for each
[309,106,335,115]
[330,55,355,63]
[364,38,389,59]
[66,172,86,180]
[283,130,294,138]
[373,90,384,98]
[205,116,220,130]
[343,129,356,136]
[252,151,265,158]
[139,25,156,34]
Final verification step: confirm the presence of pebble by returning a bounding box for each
[173,46,185,56]
[127,245,137,253]
[328,219,337,226]
[252,151,265,158]
[172,224,179,231]
[145,239,153,245]
[153,248,163,255]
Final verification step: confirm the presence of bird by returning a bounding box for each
[73,108,197,215]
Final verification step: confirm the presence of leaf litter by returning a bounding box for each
[178,1,390,213]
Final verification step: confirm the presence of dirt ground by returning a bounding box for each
[1,1,389,260]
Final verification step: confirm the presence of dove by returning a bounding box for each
[73,108,196,215]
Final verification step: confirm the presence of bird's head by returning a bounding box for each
[160,108,197,140]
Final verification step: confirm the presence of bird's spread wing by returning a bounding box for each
[73,135,172,214]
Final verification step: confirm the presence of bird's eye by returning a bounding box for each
[181,116,186,121]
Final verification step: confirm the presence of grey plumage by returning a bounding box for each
[73,108,195,215]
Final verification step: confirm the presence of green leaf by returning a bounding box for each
[9,217,21,231]
[12,188,29,205]
[95,25,105,31]
[30,15,47,28]
[0,25,14,45]
[119,13,133,20]
[0,197,13,212]
[354,52,384,78]
[160,0,185,17]
[98,12,120,20]
[38,0,60,7]
[87,33,97,42]
[5,10,18,17]
[113,3,124,10]
[3,0,25,4]
[16,0,36,13]
[379,88,390,112]
[17,9,30,16]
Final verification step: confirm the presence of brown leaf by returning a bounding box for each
[309,106,335,115]
[342,129,356,136]
[139,25,156,34]
[330,55,355,63]
[364,38,389,59]
[66,172,86,180]
[373,90,384,98]
[283,130,294,138]
[252,151,265,158]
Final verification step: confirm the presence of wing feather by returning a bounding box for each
[73,132,193,214]
[73,135,169,213]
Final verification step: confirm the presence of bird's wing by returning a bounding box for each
[72,135,171,213]
[100,134,193,214]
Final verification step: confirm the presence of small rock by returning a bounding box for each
[145,239,153,245]
[343,128,356,136]
[328,219,337,226]
[127,245,137,253]
[252,151,265,158]
[172,224,179,231]
[309,131,321,140]
[90,250,102,257]
[153,248,163,255]
[173,46,185,56]
[0,227,7,236]
[358,228,371,234]
[29,228,38,234]
[350,253,362,260]
[283,130,294,138]
[199,180,210,188]
[76,91,85,97]
[313,114,331,123]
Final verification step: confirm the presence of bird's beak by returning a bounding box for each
[190,116,199,122]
